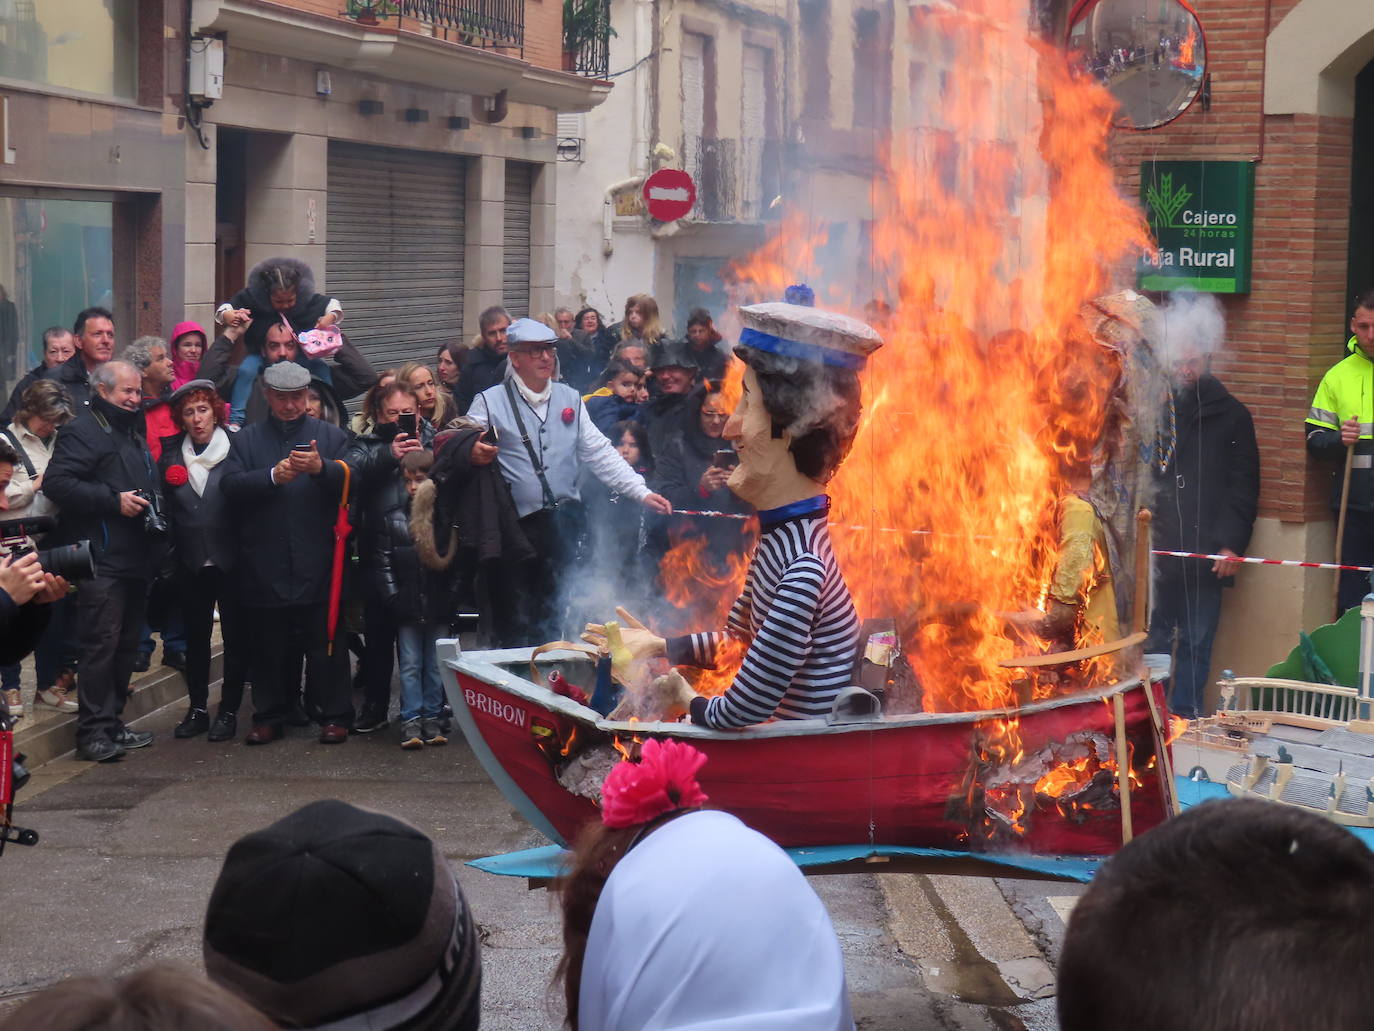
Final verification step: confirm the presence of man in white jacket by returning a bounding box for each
[465,318,672,644]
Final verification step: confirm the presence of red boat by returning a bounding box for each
[439,641,1174,858]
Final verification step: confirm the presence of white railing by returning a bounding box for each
[1224,677,1359,728]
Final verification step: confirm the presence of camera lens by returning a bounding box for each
[36,541,96,582]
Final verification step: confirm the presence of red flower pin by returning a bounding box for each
[561,406,576,425]
[164,465,189,487]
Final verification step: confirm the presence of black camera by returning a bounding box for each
[0,516,96,582]
[134,490,169,537]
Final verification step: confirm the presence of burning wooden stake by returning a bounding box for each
[1113,691,1134,843]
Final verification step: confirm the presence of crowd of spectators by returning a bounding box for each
[0,258,751,755]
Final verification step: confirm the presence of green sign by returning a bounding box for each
[1138,160,1254,294]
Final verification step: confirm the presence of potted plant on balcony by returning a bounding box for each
[562,0,615,73]
[345,0,399,27]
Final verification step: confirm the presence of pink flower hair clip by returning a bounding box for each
[600,737,709,828]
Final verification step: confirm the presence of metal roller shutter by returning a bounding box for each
[502,161,532,318]
[326,142,466,373]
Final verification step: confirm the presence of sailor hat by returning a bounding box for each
[262,361,312,392]
[737,302,884,370]
[506,317,559,347]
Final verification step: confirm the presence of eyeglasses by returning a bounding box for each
[514,343,556,357]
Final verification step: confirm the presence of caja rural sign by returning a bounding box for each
[1138,160,1254,294]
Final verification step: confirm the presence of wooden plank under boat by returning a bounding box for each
[439,641,1172,858]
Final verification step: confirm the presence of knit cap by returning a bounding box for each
[203,800,480,1030]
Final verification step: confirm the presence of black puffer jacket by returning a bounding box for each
[219,414,351,607]
[371,494,457,625]
[344,420,437,584]
[43,393,169,580]
[1152,374,1259,575]
[42,353,94,410]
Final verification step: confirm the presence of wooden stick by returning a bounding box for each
[1113,691,1134,843]
[1335,441,1356,617]
[1134,508,1153,636]
[1141,670,1182,815]
[1000,630,1146,668]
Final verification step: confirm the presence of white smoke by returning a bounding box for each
[1152,291,1226,365]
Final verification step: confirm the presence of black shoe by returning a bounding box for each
[132,652,152,674]
[173,708,209,739]
[161,649,187,673]
[352,708,389,734]
[207,712,238,742]
[286,703,311,728]
[77,738,127,763]
[112,727,154,750]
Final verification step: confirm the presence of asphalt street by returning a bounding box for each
[1,693,1077,1030]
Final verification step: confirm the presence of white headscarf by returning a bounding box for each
[578,810,855,1030]
[181,425,231,496]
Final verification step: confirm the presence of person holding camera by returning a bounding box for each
[2,380,76,718]
[220,361,353,745]
[342,380,434,734]
[42,361,169,762]
[0,442,71,671]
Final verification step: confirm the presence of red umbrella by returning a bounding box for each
[326,459,353,656]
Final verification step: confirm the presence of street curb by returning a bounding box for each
[13,650,220,768]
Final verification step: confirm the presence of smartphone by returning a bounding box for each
[292,442,313,453]
[481,425,499,445]
[397,413,418,438]
[712,448,739,470]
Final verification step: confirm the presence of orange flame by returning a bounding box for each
[726,0,1149,731]
[1177,24,1196,68]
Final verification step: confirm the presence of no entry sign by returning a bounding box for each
[643,168,696,222]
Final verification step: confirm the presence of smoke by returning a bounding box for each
[1152,291,1226,365]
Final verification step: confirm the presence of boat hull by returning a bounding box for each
[441,642,1172,856]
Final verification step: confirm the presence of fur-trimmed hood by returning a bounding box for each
[245,256,317,312]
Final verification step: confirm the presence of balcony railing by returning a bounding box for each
[683,136,784,223]
[562,0,611,78]
[345,0,523,51]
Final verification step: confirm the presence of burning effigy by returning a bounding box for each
[440,0,1178,860]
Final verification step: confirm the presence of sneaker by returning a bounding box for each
[400,719,424,750]
[3,688,22,717]
[207,711,238,742]
[36,686,78,713]
[353,708,389,734]
[422,718,448,746]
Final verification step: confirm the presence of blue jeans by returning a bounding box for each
[396,623,443,723]
[1147,564,1224,719]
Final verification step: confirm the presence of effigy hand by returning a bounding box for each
[582,606,666,661]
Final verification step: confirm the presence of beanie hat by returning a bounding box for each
[203,800,480,1030]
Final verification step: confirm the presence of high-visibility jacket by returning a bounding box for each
[1307,336,1374,511]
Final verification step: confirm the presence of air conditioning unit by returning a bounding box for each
[188,36,225,105]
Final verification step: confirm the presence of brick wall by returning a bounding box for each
[1108,0,1355,524]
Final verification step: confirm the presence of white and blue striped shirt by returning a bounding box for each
[670,497,862,728]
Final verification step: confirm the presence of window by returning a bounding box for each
[0,197,114,398]
[681,31,716,218]
[853,7,891,130]
[0,0,139,99]
[799,0,829,119]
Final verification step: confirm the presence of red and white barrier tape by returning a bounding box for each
[1149,550,1373,573]
[669,511,1374,573]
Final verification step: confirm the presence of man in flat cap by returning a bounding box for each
[221,361,354,745]
[466,317,672,645]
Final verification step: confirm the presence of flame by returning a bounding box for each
[1177,23,1196,68]
[1166,714,1190,745]
[1035,756,1094,798]
[725,0,1149,732]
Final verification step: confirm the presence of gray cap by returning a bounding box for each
[262,361,311,392]
[506,317,558,347]
[167,378,218,409]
